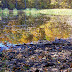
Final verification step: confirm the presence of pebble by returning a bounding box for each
[0,39,72,72]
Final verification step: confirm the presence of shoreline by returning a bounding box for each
[0,40,72,72]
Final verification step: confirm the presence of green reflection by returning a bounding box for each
[31,8,37,17]
[31,8,40,17]
[25,8,31,16]
[3,8,9,17]
[13,8,18,16]
[24,8,40,17]
[0,8,2,17]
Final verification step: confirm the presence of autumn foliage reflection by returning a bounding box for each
[0,16,71,44]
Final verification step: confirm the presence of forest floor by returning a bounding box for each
[0,39,72,72]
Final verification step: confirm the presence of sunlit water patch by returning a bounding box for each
[0,10,72,46]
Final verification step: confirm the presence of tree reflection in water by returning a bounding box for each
[0,14,72,45]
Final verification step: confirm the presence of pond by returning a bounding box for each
[0,9,72,49]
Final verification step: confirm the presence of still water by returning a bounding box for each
[0,10,72,48]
